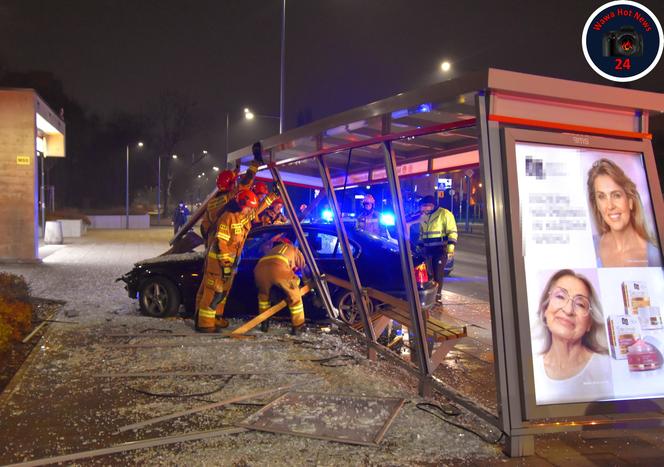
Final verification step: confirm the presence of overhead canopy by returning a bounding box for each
[228,68,664,188]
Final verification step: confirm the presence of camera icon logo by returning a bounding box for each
[583,1,662,82]
[603,26,644,57]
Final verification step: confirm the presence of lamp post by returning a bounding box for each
[126,141,144,229]
[157,154,178,225]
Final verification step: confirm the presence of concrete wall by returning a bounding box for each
[0,90,37,261]
[87,215,151,229]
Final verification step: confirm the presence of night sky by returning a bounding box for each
[2,0,664,155]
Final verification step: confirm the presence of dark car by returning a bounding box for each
[118,224,438,324]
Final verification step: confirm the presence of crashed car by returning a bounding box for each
[118,224,438,324]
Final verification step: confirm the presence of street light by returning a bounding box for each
[172,154,178,159]
[244,107,279,121]
[126,141,144,229]
[440,61,451,72]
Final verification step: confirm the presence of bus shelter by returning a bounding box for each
[225,68,664,456]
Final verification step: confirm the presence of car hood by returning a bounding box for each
[135,251,204,266]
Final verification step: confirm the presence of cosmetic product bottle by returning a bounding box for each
[627,339,663,372]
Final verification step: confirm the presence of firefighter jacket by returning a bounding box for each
[418,207,458,253]
[356,210,385,237]
[200,161,259,241]
[258,208,287,226]
[258,242,306,272]
[211,193,278,277]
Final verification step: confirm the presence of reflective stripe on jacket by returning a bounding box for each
[257,243,306,271]
[418,207,458,252]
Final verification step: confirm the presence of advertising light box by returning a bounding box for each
[503,129,664,419]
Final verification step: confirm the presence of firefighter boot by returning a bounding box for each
[260,319,270,333]
[196,307,217,333]
[215,316,230,329]
[289,301,305,336]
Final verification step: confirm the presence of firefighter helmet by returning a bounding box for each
[363,194,376,205]
[236,189,258,209]
[216,170,237,192]
[273,197,283,205]
[253,181,269,196]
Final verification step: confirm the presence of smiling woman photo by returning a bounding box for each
[532,269,612,405]
[587,158,662,268]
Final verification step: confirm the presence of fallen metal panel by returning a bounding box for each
[5,427,247,467]
[238,392,405,446]
[116,383,300,433]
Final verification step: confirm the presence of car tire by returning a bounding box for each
[334,290,374,325]
[139,276,180,318]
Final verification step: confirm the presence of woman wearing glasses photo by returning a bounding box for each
[532,269,612,405]
[587,158,662,268]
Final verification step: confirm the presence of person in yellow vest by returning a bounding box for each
[417,195,458,303]
[253,234,307,334]
[196,189,278,332]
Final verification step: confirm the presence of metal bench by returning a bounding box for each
[325,274,467,370]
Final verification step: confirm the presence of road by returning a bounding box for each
[445,231,489,302]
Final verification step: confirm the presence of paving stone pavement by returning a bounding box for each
[1,228,172,323]
[2,227,664,465]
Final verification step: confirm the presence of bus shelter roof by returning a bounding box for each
[228,68,664,187]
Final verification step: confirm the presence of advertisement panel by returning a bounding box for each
[504,129,664,417]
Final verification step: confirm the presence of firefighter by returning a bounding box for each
[199,142,264,247]
[258,198,287,226]
[417,195,458,303]
[196,189,278,332]
[253,234,307,335]
[253,181,269,201]
[356,194,385,237]
[195,143,264,313]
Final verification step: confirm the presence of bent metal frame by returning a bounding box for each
[223,68,664,457]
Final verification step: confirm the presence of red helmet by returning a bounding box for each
[272,197,283,206]
[253,181,269,196]
[216,170,237,192]
[236,189,258,209]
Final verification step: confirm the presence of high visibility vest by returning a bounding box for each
[418,207,458,252]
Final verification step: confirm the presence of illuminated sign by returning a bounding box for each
[372,160,429,181]
[432,150,479,171]
[16,156,30,165]
[512,138,664,407]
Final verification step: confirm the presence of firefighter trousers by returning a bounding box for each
[254,259,304,328]
[196,254,235,330]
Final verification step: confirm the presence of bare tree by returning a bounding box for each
[149,91,196,217]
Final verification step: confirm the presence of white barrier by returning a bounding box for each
[57,219,87,237]
[44,221,63,244]
[87,215,150,229]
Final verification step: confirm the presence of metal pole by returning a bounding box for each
[465,175,470,232]
[267,160,337,320]
[317,155,376,344]
[381,141,432,378]
[125,145,129,230]
[279,0,286,134]
[40,153,45,238]
[225,112,230,169]
[157,156,161,225]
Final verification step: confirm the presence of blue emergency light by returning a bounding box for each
[321,209,334,222]
[380,212,395,226]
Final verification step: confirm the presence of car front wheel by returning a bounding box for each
[139,277,180,317]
